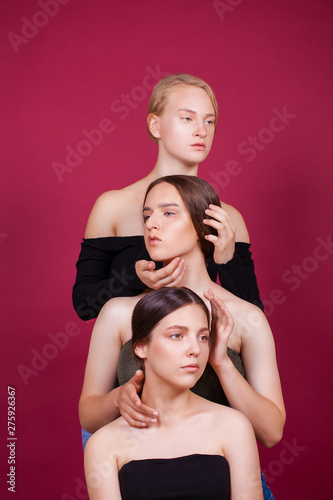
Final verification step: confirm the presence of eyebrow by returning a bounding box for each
[166,325,209,333]
[177,107,215,118]
[142,202,180,213]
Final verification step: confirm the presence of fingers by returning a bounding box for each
[131,370,144,392]
[121,406,158,428]
[204,205,234,227]
[203,205,235,237]
[203,289,234,331]
[119,378,159,428]
[136,257,186,289]
[121,398,159,428]
[135,259,156,273]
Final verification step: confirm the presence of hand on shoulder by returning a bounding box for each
[220,201,250,243]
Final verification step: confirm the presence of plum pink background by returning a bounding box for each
[1,0,332,498]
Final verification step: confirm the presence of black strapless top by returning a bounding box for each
[119,454,230,500]
[117,340,245,407]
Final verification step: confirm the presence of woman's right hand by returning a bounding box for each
[204,289,234,370]
[135,257,186,289]
[116,370,159,427]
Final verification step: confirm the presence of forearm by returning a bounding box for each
[215,358,285,447]
[73,278,143,321]
[79,389,121,434]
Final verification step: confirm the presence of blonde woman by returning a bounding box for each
[73,74,262,321]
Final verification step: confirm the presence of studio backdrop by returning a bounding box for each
[1,0,332,498]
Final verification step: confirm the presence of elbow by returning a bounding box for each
[261,415,286,448]
[72,294,98,321]
[262,429,283,448]
[79,399,93,435]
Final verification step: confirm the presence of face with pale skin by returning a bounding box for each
[135,304,210,390]
[143,182,201,264]
[150,85,216,166]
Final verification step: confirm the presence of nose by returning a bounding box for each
[194,121,207,138]
[187,336,201,358]
[145,212,159,230]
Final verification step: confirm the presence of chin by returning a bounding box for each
[148,251,178,265]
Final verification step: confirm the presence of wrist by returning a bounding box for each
[214,249,235,265]
[210,353,234,373]
[110,386,120,410]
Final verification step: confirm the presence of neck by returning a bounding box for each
[140,377,195,425]
[150,147,199,178]
[165,250,213,301]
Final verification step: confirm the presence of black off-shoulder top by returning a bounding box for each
[72,236,263,320]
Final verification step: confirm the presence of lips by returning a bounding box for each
[191,142,206,151]
[181,363,199,372]
[148,234,161,245]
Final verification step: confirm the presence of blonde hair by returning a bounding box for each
[147,73,218,143]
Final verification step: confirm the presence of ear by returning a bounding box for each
[147,114,161,140]
[134,342,148,360]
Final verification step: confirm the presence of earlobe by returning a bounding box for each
[147,114,161,140]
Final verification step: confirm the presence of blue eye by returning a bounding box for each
[164,211,175,217]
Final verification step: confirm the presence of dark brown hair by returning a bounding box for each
[131,287,210,367]
[144,175,220,259]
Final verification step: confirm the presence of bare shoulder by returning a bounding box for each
[198,395,252,432]
[85,417,125,464]
[207,403,255,445]
[220,200,250,243]
[99,294,144,322]
[84,187,133,238]
[85,178,149,238]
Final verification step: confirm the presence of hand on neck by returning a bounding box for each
[141,380,195,426]
[164,252,212,294]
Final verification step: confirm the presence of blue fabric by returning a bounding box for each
[261,472,275,499]
[82,427,92,450]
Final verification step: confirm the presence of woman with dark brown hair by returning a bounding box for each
[79,175,284,499]
[84,287,263,500]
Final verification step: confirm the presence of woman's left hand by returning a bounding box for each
[203,204,236,264]
[204,289,234,370]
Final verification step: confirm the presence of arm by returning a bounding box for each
[72,193,149,321]
[208,242,264,310]
[79,299,125,433]
[84,429,122,500]
[222,411,263,500]
[72,237,148,320]
[79,298,157,433]
[206,291,285,448]
[205,203,263,310]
